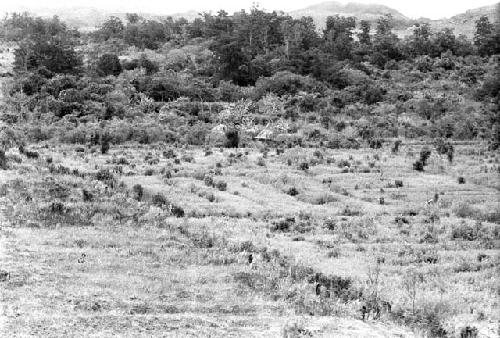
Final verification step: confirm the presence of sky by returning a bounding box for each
[1,0,498,20]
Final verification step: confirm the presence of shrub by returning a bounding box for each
[95,169,114,182]
[101,133,111,154]
[214,180,227,191]
[458,177,465,184]
[225,129,239,148]
[298,162,309,170]
[395,180,404,188]
[271,217,295,232]
[204,175,214,187]
[368,138,383,149]
[82,189,93,202]
[0,150,6,169]
[24,150,39,159]
[287,187,299,196]
[419,147,432,166]
[392,139,402,153]
[132,184,144,201]
[170,204,185,218]
[451,222,477,241]
[163,149,176,159]
[413,160,424,171]
[152,193,169,207]
[253,71,324,99]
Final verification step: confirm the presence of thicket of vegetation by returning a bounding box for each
[0,8,499,148]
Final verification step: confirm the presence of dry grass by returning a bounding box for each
[0,142,498,337]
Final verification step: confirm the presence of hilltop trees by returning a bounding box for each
[474,15,498,56]
[371,14,402,67]
[324,15,356,60]
[5,14,82,75]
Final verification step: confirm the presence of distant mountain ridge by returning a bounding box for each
[289,1,410,29]
[430,4,498,37]
[5,2,499,38]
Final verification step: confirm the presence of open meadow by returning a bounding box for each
[1,140,499,337]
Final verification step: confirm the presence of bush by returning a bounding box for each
[152,193,169,207]
[253,71,324,99]
[413,147,431,171]
[214,180,227,191]
[96,54,122,77]
[95,169,114,182]
[392,139,402,153]
[0,150,7,169]
[298,162,309,171]
[101,133,111,154]
[368,138,383,149]
[419,147,432,166]
[451,222,477,241]
[458,177,465,184]
[132,184,144,201]
[170,204,185,218]
[225,129,239,148]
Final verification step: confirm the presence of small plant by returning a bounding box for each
[144,168,155,176]
[287,187,299,196]
[394,180,403,188]
[458,177,465,184]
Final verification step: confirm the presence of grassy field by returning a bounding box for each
[0,141,499,337]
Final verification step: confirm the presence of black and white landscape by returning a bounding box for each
[0,1,499,337]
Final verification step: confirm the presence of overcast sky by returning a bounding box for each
[1,0,498,20]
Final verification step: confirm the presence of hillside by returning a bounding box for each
[14,7,201,31]
[430,4,499,38]
[289,1,411,29]
[9,2,499,36]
